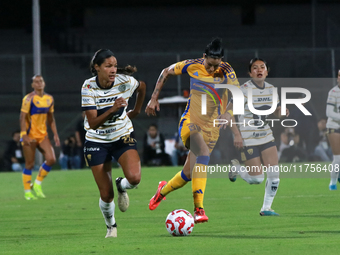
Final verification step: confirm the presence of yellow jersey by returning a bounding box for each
[21,92,54,138]
[174,58,239,125]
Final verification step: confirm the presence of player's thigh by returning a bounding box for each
[328,132,340,155]
[118,149,141,185]
[38,137,56,161]
[189,132,210,156]
[91,161,113,202]
[22,142,37,166]
[244,157,262,175]
[261,145,279,167]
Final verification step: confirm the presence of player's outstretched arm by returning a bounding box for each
[127,81,146,119]
[145,64,177,116]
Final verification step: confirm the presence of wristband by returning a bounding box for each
[227,109,233,117]
[20,131,27,138]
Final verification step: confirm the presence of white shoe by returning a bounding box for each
[105,224,117,238]
[116,177,129,212]
[229,159,240,182]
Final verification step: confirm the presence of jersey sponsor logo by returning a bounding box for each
[252,132,267,138]
[95,128,116,135]
[82,98,91,104]
[193,71,199,77]
[104,90,111,94]
[86,147,100,151]
[257,97,271,102]
[98,96,118,103]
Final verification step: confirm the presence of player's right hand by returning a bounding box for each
[22,135,32,146]
[112,97,127,113]
[145,98,160,116]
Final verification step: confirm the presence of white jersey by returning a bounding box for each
[326,85,340,129]
[81,74,139,143]
[237,80,279,146]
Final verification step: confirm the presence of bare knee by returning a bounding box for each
[126,174,141,186]
[100,189,114,202]
[45,156,56,166]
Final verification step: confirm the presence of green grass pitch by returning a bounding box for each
[1,164,339,255]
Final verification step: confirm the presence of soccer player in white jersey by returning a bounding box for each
[229,58,288,216]
[326,69,340,190]
[81,49,146,238]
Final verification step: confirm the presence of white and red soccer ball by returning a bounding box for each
[165,209,194,236]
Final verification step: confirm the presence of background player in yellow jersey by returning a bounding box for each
[146,38,242,223]
[20,75,60,200]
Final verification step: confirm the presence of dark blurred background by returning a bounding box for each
[0,0,339,170]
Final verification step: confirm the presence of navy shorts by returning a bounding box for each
[84,133,137,167]
[240,140,276,162]
[327,128,340,134]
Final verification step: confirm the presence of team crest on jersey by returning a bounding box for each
[247,149,253,155]
[118,84,127,92]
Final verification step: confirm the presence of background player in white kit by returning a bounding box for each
[81,49,146,238]
[229,58,288,216]
[326,69,340,190]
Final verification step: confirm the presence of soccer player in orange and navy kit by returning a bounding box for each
[20,75,60,200]
[146,38,242,223]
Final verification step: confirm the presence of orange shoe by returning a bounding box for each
[149,181,167,210]
[194,208,209,224]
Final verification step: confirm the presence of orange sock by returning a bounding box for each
[35,163,52,183]
[161,170,190,196]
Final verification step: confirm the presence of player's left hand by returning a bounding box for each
[217,111,232,129]
[285,108,290,117]
[233,133,243,149]
[54,135,60,147]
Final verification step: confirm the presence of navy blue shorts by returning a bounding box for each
[84,133,137,167]
[327,128,340,134]
[240,140,276,162]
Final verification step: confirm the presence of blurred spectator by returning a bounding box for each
[167,132,188,166]
[59,135,81,170]
[314,118,332,161]
[75,112,86,168]
[143,124,171,166]
[278,127,307,162]
[3,130,25,171]
[289,94,319,159]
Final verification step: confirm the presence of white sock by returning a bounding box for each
[99,198,115,227]
[237,165,264,184]
[262,178,280,210]
[120,178,137,190]
[35,180,42,185]
[330,155,340,185]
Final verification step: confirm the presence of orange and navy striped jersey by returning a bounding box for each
[174,58,239,124]
[21,92,54,138]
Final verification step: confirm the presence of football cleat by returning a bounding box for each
[25,191,37,200]
[32,183,46,198]
[260,208,279,216]
[194,208,209,224]
[229,159,240,182]
[149,181,167,210]
[115,177,129,212]
[329,184,337,191]
[105,223,117,238]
